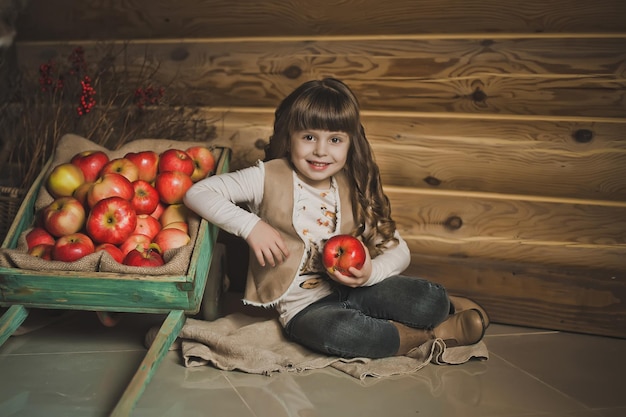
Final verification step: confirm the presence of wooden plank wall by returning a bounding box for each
[13,0,626,337]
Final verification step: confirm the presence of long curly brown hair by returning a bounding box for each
[265,78,397,256]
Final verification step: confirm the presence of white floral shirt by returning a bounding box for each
[274,174,338,325]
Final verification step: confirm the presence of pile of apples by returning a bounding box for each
[25,145,215,267]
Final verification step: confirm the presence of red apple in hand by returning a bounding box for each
[158,149,194,176]
[42,197,86,237]
[123,244,165,267]
[130,180,159,215]
[86,197,137,245]
[101,157,140,182]
[52,232,95,262]
[87,173,134,208]
[186,146,215,182]
[95,243,125,263]
[118,233,152,257]
[133,214,162,240]
[322,234,366,277]
[124,150,159,182]
[46,163,85,198]
[28,243,54,260]
[155,171,193,204]
[153,228,191,253]
[25,227,55,249]
[71,150,109,182]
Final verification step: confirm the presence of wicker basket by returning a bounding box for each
[0,186,26,243]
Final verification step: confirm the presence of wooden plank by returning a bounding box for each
[109,309,185,417]
[15,37,626,117]
[387,186,626,241]
[0,274,192,312]
[0,305,28,346]
[16,0,626,41]
[405,239,626,273]
[373,144,626,201]
[405,254,626,338]
[386,187,626,270]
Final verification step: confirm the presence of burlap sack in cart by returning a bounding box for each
[0,133,214,276]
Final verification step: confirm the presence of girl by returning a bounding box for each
[184,78,487,359]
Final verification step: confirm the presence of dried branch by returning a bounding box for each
[0,43,216,190]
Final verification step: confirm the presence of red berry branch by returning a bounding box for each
[134,86,165,109]
[39,61,56,92]
[77,76,96,116]
[38,47,167,116]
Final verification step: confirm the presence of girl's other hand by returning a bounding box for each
[246,220,290,267]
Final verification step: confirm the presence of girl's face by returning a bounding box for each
[289,129,350,189]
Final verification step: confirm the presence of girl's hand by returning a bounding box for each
[246,220,290,267]
[328,240,372,288]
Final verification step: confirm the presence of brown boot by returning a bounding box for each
[391,321,434,356]
[434,309,486,348]
[449,295,490,328]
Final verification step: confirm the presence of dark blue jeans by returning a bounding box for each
[283,275,451,358]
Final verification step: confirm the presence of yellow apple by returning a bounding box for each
[46,163,85,198]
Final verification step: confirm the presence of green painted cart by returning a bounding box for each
[0,147,230,416]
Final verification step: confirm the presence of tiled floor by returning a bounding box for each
[1,298,625,417]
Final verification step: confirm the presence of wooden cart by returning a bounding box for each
[0,147,230,416]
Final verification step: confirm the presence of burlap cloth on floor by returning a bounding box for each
[0,133,211,276]
[146,313,489,380]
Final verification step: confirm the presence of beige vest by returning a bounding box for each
[243,158,356,306]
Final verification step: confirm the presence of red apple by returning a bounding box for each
[123,244,165,267]
[322,234,366,277]
[159,203,189,227]
[118,233,152,257]
[28,243,54,260]
[162,221,189,234]
[87,173,134,208]
[95,243,125,263]
[124,150,159,183]
[185,146,215,182]
[133,214,162,240]
[149,202,165,220]
[86,197,137,245]
[25,227,55,250]
[155,171,193,205]
[71,150,109,182]
[52,232,95,262]
[46,163,85,198]
[101,157,140,182]
[42,197,86,237]
[158,149,194,176]
[153,228,191,253]
[130,180,160,215]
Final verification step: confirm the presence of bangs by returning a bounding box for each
[288,88,359,135]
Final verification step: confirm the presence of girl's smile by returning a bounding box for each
[307,160,331,170]
[289,129,350,189]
